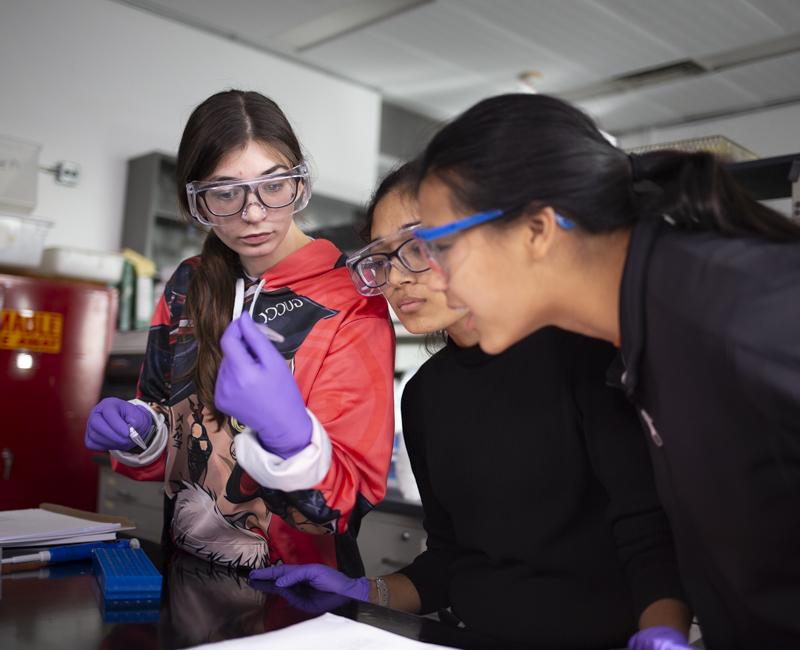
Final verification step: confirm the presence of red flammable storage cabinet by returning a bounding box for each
[0,273,117,510]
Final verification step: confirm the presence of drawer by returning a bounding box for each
[359,510,426,577]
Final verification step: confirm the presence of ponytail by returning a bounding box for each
[628,150,800,241]
[187,232,241,426]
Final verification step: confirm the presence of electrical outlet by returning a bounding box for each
[55,161,80,187]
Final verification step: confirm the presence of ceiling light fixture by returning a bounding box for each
[517,70,542,94]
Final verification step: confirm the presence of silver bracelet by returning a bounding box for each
[374,576,389,607]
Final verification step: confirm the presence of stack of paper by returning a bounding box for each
[190,613,458,649]
[0,508,123,547]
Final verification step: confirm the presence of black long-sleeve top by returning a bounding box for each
[398,327,685,649]
[613,217,800,649]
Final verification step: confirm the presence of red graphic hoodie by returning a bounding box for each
[110,239,395,573]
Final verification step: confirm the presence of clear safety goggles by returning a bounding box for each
[413,207,574,279]
[186,162,311,227]
[346,224,430,296]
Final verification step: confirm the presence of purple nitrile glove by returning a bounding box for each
[215,312,312,459]
[84,397,153,451]
[249,576,352,615]
[249,564,370,602]
[628,626,691,650]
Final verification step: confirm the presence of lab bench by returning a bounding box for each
[0,537,505,650]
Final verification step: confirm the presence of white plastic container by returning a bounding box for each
[39,246,125,284]
[0,213,52,268]
[0,136,41,213]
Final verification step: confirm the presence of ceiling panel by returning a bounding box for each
[114,0,800,134]
[577,93,681,133]
[457,0,681,83]
[718,50,800,102]
[367,0,591,93]
[400,78,521,119]
[593,0,784,59]
[636,74,760,117]
[129,0,343,39]
[301,28,470,91]
[743,0,800,32]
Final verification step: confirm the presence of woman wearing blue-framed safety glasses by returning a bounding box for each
[412,93,800,650]
[250,161,691,649]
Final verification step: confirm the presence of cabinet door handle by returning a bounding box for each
[111,488,136,502]
[2,448,12,480]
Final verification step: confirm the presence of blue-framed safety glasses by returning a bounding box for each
[413,207,574,278]
[346,224,430,296]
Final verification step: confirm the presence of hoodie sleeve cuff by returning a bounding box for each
[233,409,332,492]
[109,399,169,467]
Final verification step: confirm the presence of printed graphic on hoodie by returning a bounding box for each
[112,241,395,571]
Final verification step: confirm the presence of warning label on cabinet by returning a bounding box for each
[0,309,63,354]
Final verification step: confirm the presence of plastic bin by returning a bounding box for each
[0,213,52,268]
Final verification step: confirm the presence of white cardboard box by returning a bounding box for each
[39,247,124,284]
[0,213,51,268]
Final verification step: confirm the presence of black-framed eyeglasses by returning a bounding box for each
[346,225,430,296]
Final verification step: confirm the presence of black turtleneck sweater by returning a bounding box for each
[397,327,685,649]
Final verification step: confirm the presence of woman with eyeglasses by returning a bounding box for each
[410,94,800,650]
[84,90,395,573]
[250,162,690,649]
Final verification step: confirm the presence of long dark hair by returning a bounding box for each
[418,93,800,240]
[363,161,446,352]
[176,90,303,425]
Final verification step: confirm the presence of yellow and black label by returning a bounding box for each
[0,309,63,354]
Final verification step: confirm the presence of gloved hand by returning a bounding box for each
[629,626,691,650]
[215,313,312,459]
[84,397,153,451]
[249,564,370,602]
[249,576,352,615]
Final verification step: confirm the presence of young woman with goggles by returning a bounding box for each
[250,161,690,649]
[410,93,800,650]
[84,90,395,574]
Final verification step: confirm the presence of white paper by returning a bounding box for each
[190,613,457,650]
[4,531,120,548]
[0,509,121,546]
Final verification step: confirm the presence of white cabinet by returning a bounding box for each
[358,509,426,577]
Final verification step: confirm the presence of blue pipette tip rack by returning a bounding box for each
[92,546,162,602]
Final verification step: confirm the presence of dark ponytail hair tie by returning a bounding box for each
[628,153,644,182]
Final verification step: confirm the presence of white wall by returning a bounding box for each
[0,0,380,253]
[618,101,800,158]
